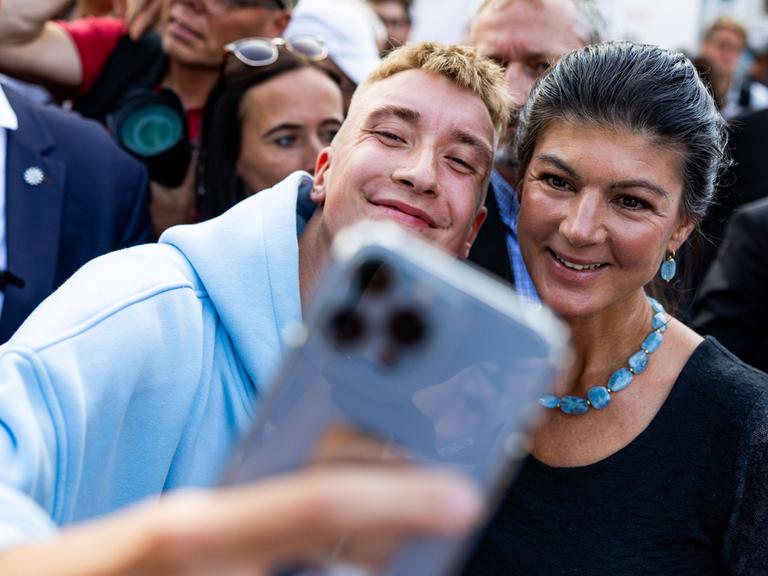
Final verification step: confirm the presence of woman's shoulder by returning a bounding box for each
[678,336,768,419]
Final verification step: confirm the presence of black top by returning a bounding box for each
[461,338,768,575]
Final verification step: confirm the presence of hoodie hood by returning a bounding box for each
[160,171,316,392]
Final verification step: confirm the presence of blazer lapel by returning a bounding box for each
[0,90,65,339]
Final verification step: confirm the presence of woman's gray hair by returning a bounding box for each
[516,42,729,224]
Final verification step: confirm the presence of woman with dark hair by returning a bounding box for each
[464,42,768,575]
[197,38,344,220]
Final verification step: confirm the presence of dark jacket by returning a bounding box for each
[0,87,151,341]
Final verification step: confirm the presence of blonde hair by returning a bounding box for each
[361,41,511,139]
[704,16,748,45]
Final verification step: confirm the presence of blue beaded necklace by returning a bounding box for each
[539,296,670,415]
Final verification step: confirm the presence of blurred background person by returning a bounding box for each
[0,0,293,237]
[466,0,605,294]
[369,0,412,55]
[286,0,383,110]
[71,0,114,17]
[699,15,768,119]
[197,37,344,221]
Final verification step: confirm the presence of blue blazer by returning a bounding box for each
[0,87,151,342]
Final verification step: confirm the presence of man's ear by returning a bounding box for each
[311,147,332,205]
[461,206,488,259]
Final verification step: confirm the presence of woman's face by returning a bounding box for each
[518,120,694,321]
[237,67,344,195]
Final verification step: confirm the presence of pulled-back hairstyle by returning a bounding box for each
[516,42,729,224]
[361,41,512,141]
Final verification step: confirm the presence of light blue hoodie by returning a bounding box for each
[0,172,316,547]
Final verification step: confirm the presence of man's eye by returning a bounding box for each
[528,60,551,76]
[375,131,405,144]
[448,156,475,174]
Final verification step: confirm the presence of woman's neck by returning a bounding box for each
[556,291,655,397]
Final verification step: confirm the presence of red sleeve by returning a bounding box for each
[56,17,129,95]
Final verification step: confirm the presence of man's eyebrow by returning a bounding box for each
[535,154,671,197]
[451,128,493,164]
[364,105,421,125]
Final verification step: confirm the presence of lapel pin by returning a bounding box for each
[23,166,45,186]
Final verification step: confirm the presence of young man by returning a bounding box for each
[466,0,604,296]
[0,41,510,574]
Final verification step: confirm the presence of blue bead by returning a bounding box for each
[587,386,611,410]
[652,312,668,332]
[661,257,677,281]
[559,396,589,415]
[648,297,665,314]
[641,330,664,353]
[629,351,649,373]
[608,368,633,392]
[539,395,560,409]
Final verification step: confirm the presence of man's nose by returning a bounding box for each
[559,190,608,247]
[504,63,535,107]
[391,146,438,195]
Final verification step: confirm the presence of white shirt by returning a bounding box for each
[0,85,20,316]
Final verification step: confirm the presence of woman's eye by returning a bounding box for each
[321,128,339,144]
[545,175,571,190]
[274,135,298,147]
[616,196,649,210]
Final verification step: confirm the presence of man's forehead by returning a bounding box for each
[354,71,493,134]
[473,0,584,56]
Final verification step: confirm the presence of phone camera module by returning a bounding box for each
[387,308,427,348]
[328,307,367,348]
[356,259,394,297]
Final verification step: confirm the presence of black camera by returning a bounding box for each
[107,88,192,188]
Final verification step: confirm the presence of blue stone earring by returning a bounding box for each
[660,251,677,282]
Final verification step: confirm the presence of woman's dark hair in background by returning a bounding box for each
[516,42,730,227]
[197,45,342,221]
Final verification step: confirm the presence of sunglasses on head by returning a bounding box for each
[224,35,328,67]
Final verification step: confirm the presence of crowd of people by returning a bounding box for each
[0,0,767,574]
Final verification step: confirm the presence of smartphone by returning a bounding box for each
[222,220,569,575]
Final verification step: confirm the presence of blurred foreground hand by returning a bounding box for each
[0,467,482,575]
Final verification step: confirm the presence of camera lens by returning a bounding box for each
[328,307,366,347]
[387,308,427,347]
[356,259,394,297]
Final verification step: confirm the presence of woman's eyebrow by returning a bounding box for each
[535,154,580,181]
